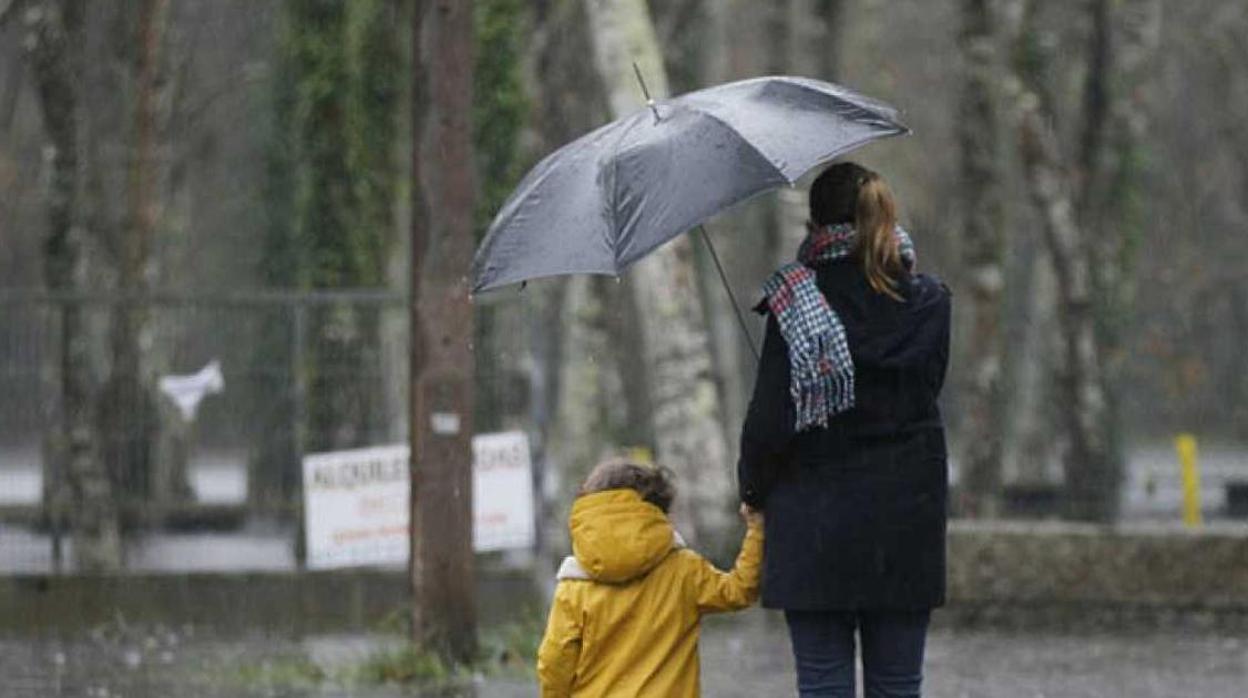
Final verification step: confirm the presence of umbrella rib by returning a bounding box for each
[608,112,648,269]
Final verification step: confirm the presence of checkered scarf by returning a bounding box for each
[762,222,916,431]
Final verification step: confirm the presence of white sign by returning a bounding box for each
[472,431,536,552]
[303,445,410,570]
[301,432,536,569]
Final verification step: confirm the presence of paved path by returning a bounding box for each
[4,609,1247,697]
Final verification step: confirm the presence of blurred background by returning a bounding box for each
[1,0,1247,695]
[4,0,1244,570]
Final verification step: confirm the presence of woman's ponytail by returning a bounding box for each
[855,171,904,301]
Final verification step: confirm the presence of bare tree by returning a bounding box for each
[583,0,734,545]
[955,0,1008,516]
[1008,0,1161,521]
[97,0,191,514]
[16,0,122,569]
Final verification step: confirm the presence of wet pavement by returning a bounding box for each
[4,609,1247,697]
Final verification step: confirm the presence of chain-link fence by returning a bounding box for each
[0,289,411,575]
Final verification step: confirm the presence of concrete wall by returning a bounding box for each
[942,521,1248,630]
[4,522,1248,633]
[0,568,538,634]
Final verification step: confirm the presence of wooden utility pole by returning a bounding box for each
[409,0,476,661]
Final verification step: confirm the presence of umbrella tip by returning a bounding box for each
[633,62,662,123]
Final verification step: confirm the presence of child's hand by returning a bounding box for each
[739,502,763,527]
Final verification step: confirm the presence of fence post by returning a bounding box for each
[293,302,308,567]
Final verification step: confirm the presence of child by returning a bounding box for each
[537,458,764,697]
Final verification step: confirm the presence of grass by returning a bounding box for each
[229,606,547,691]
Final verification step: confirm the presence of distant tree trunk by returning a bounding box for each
[98,0,188,517]
[1009,0,1110,521]
[551,275,614,493]
[528,0,616,565]
[772,0,847,264]
[690,0,780,449]
[1014,100,1111,521]
[772,0,821,267]
[250,5,303,509]
[1229,283,1248,440]
[473,0,533,435]
[583,0,734,546]
[1009,0,1160,521]
[253,0,401,506]
[1082,0,1162,486]
[1002,237,1061,488]
[21,0,123,569]
[649,0,750,458]
[955,0,1007,517]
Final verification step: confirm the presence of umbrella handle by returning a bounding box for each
[697,225,760,362]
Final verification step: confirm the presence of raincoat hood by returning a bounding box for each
[568,490,677,584]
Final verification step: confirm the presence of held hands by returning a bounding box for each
[739,502,763,527]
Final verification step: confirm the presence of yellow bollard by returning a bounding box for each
[626,446,655,466]
[1175,433,1202,528]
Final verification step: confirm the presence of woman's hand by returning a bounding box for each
[739,502,764,527]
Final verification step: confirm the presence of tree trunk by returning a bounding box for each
[1006,0,1161,522]
[1083,0,1162,491]
[771,0,833,268]
[693,0,780,450]
[528,0,617,573]
[1011,3,1114,519]
[1229,283,1248,441]
[1015,100,1112,521]
[550,275,614,507]
[253,0,402,508]
[583,0,734,546]
[771,0,848,263]
[410,0,477,662]
[22,0,123,570]
[1001,238,1062,488]
[955,0,1007,517]
[99,0,187,517]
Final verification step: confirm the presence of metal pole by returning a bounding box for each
[697,225,760,361]
[292,303,307,567]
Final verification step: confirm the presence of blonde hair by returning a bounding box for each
[854,171,904,301]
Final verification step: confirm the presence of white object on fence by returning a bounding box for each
[158,359,224,421]
[301,431,536,570]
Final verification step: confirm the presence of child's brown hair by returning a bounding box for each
[579,458,676,513]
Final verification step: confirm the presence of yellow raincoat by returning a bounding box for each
[537,489,763,697]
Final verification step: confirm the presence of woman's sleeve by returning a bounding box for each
[737,313,795,509]
[536,582,582,697]
[929,284,952,395]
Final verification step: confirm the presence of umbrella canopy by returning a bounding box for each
[471,75,908,293]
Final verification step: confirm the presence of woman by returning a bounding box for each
[738,162,951,698]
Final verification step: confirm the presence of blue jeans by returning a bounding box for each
[785,609,930,698]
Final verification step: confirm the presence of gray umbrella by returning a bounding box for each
[471,75,908,295]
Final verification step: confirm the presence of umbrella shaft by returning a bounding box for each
[697,226,760,362]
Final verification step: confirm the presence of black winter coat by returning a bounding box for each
[738,259,951,611]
